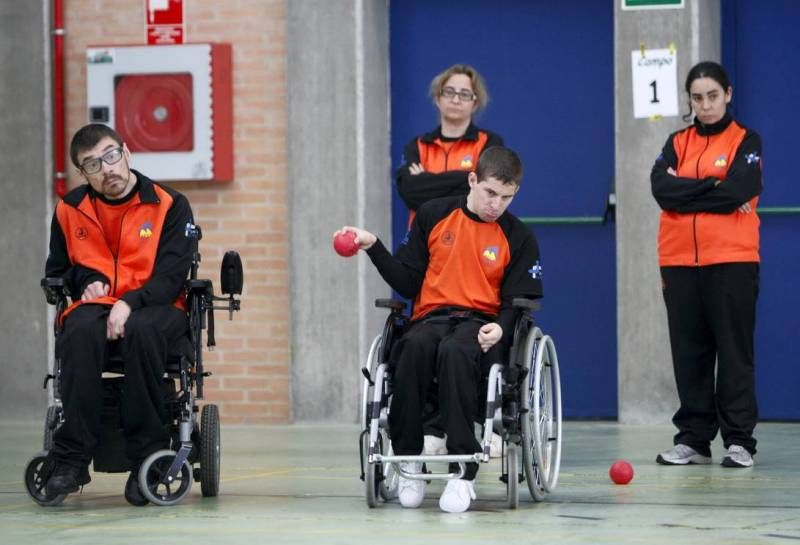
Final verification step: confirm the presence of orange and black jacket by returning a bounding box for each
[366,195,542,340]
[395,123,503,213]
[651,113,762,267]
[45,170,194,316]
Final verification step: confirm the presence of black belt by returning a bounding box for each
[419,306,495,324]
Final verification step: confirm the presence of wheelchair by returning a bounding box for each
[24,224,243,507]
[358,298,562,509]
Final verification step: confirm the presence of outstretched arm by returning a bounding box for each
[333,226,425,298]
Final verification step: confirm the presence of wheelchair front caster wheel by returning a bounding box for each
[24,451,67,507]
[139,450,193,506]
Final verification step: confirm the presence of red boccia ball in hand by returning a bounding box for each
[609,460,634,485]
[333,231,359,257]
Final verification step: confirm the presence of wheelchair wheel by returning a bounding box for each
[43,405,61,451]
[361,432,378,507]
[199,404,221,497]
[139,449,193,506]
[362,429,394,507]
[361,335,381,428]
[24,451,66,507]
[521,328,563,500]
[505,443,519,510]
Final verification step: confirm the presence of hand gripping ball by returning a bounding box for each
[333,231,359,257]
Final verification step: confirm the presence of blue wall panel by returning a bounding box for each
[722,0,800,419]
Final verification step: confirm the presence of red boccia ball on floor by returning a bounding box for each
[609,460,634,485]
[333,231,359,257]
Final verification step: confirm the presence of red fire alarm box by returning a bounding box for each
[86,43,233,182]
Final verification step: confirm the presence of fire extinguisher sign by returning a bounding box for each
[146,0,184,45]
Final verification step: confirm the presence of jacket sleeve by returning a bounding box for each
[119,194,194,310]
[45,206,108,297]
[365,239,425,299]
[497,229,543,340]
[395,138,469,210]
[669,132,763,214]
[651,134,716,210]
[365,205,431,298]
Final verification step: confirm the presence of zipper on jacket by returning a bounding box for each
[692,133,711,266]
[111,205,137,296]
[76,200,137,297]
[76,206,117,291]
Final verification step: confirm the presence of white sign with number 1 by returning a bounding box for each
[631,48,678,118]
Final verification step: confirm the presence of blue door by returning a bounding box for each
[390,0,616,417]
[722,0,800,419]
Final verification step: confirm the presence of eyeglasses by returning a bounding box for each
[441,87,477,102]
[80,146,124,175]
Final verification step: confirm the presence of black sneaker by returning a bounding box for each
[124,471,149,506]
[46,463,91,495]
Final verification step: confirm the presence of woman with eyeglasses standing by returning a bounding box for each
[396,64,503,227]
[651,61,763,469]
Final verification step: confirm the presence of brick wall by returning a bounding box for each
[63,0,290,423]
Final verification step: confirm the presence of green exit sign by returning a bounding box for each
[622,0,684,9]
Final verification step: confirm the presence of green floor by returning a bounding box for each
[1,422,798,545]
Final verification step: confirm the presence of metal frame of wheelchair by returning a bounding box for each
[24,225,243,507]
[359,297,562,509]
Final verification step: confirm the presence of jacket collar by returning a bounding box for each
[62,169,159,207]
[694,112,733,136]
[420,123,481,143]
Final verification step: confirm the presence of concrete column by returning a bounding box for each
[287,0,391,421]
[615,0,720,423]
[0,0,51,421]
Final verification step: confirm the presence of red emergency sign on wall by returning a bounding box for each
[86,43,234,182]
[146,0,184,45]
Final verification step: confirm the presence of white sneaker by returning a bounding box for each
[423,435,447,455]
[439,479,476,513]
[397,462,425,508]
[656,444,712,465]
[721,445,754,468]
[489,433,503,458]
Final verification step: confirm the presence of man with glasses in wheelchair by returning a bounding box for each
[337,146,542,513]
[43,123,195,506]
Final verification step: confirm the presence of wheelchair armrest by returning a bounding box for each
[375,298,406,311]
[186,278,214,296]
[41,277,67,306]
[512,297,540,312]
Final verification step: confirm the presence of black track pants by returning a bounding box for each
[389,319,484,480]
[661,263,759,455]
[52,303,187,468]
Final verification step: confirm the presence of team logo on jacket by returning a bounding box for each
[482,246,498,262]
[75,227,88,240]
[460,155,474,169]
[714,155,727,167]
[442,231,455,246]
[745,152,760,165]
[528,261,543,280]
[139,221,153,239]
